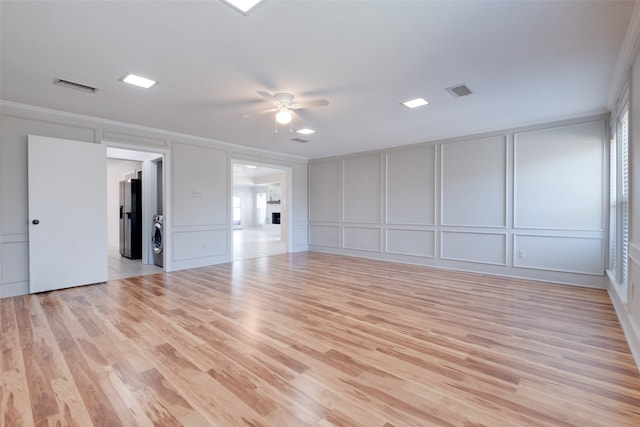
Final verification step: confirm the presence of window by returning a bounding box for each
[609,106,629,302]
[233,196,241,226]
[256,192,266,225]
[609,131,617,275]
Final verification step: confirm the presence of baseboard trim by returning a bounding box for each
[608,283,640,371]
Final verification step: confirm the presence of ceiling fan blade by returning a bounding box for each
[256,90,274,100]
[291,99,329,109]
[242,107,277,118]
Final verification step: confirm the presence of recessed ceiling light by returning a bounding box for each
[246,165,257,169]
[402,97,429,109]
[296,128,316,135]
[120,73,157,89]
[221,0,265,14]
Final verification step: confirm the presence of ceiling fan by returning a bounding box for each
[243,91,329,130]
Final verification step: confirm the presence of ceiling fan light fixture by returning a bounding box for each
[276,110,293,125]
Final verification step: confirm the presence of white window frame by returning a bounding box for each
[233,196,241,226]
[608,98,629,303]
[256,191,267,225]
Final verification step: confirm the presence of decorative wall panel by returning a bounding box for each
[309,160,340,222]
[514,121,604,230]
[173,229,227,261]
[343,154,382,224]
[441,136,507,227]
[441,231,507,265]
[173,143,227,227]
[344,227,382,252]
[386,146,436,225]
[309,225,339,247]
[514,234,604,275]
[386,229,435,257]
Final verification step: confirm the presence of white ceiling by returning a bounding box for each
[232,162,284,179]
[0,1,634,159]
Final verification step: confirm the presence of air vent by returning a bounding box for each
[446,84,472,98]
[291,137,309,143]
[53,78,98,94]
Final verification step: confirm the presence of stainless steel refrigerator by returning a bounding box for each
[119,178,142,259]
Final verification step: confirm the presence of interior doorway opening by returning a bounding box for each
[232,162,289,261]
[106,147,164,279]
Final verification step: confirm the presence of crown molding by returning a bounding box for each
[609,1,640,109]
[0,100,308,162]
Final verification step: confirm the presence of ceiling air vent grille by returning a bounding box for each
[446,84,472,98]
[291,137,309,143]
[53,78,98,94]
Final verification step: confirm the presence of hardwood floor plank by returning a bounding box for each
[1,299,35,427]
[12,297,59,425]
[40,296,129,427]
[2,252,640,426]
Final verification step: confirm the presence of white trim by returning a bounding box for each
[440,230,508,266]
[608,280,640,372]
[385,228,436,258]
[102,140,172,272]
[609,1,640,109]
[229,158,293,258]
[343,226,383,253]
[439,135,508,229]
[512,234,605,276]
[0,100,308,161]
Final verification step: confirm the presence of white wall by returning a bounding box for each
[309,117,608,287]
[0,103,308,297]
[233,185,256,228]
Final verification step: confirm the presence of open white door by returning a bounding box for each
[28,135,107,293]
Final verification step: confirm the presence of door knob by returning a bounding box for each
[32,219,40,225]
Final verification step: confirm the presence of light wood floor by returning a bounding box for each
[2,252,640,426]
[233,227,286,261]
[107,226,284,280]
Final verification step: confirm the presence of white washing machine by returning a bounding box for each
[152,215,164,267]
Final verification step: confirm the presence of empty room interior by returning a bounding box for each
[3,1,640,425]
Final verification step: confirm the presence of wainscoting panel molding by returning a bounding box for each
[514,234,605,275]
[309,160,341,223]
[386,146,436,225]
[172,229,228,261]
[441,231,507,265]
[343,226,382,252]
[514,121,605,231]
[343,154,382,224]
[441,135,507,228]
[386,228,435,257]
[309,225,340,248]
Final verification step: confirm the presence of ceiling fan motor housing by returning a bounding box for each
[274,92,294,106]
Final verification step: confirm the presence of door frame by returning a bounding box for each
[230,159,293,259]
[102,140,172,272]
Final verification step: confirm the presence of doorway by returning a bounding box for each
[106,147,164,279]
[232,162,289,261]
